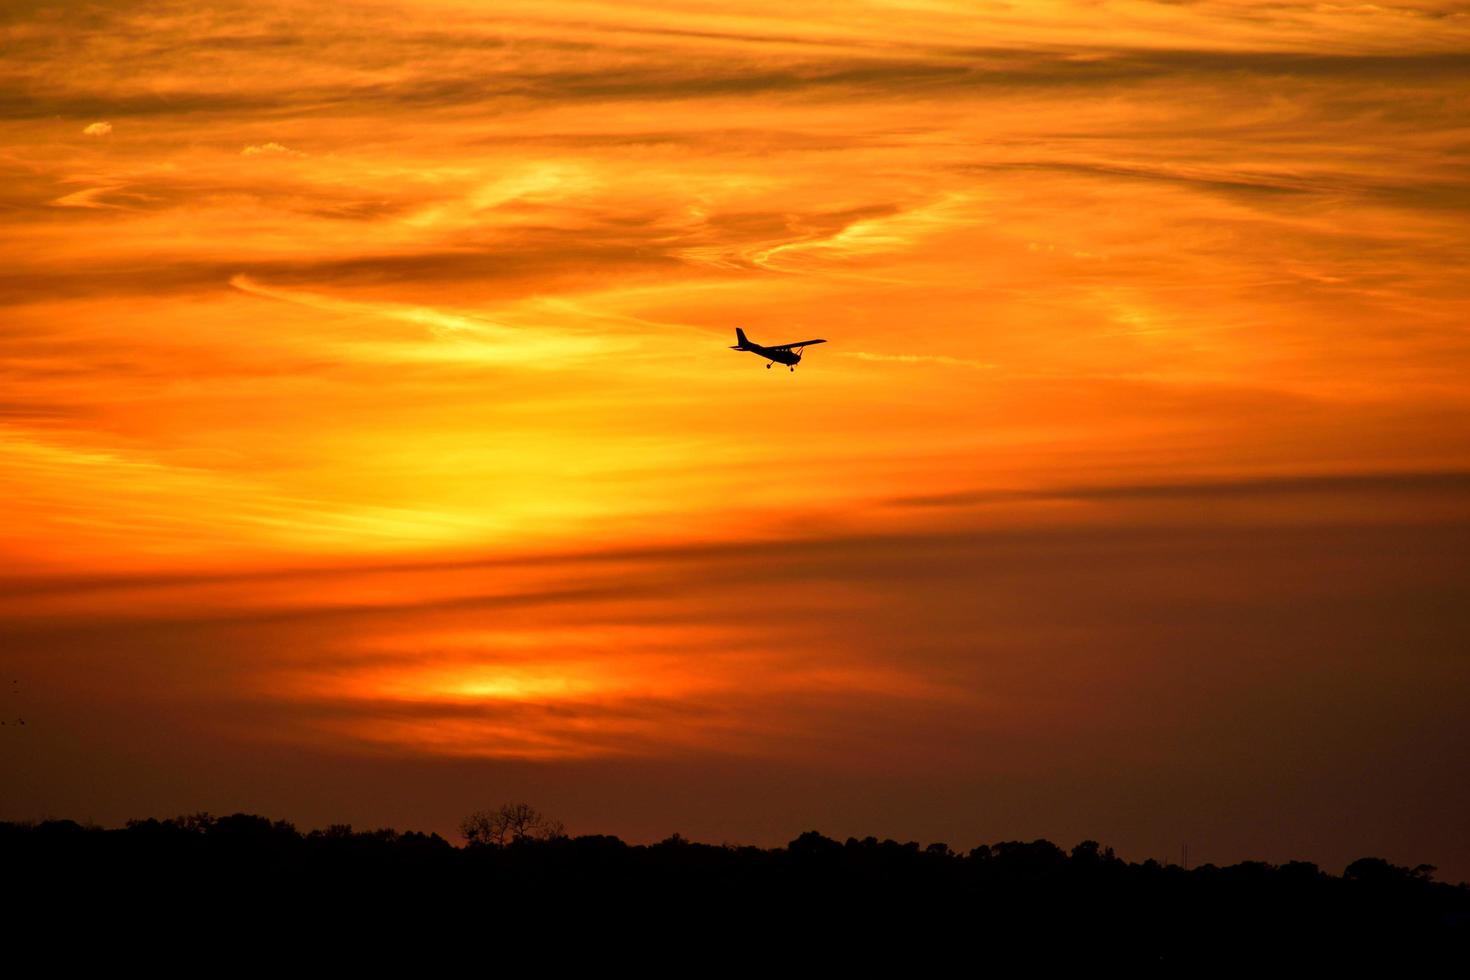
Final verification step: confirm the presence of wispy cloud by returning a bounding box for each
[228,274,620,365]
[841,351,995,369]
[242,141,303,157]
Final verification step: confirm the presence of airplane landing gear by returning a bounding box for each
[789,366,795,372]
[766,363,771,369]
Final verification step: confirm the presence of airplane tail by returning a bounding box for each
[732,327,750,350]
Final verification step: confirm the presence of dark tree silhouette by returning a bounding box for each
[3,810,1467,965]
[1344,856,1438,884]
[460,802,565,846]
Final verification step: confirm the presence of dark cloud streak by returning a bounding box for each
[890,469,1470,508]
[6,46,1469,121]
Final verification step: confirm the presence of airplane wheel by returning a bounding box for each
[766,363,771,369]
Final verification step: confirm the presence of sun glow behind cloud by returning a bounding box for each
[2,0,1469,872]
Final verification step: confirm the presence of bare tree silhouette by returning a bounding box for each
[460,802,565,846]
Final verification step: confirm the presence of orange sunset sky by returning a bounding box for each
[2,1,1469,877]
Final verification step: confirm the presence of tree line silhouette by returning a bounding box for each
[3,806,1465,962]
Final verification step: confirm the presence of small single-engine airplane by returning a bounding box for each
[729,328,827,371]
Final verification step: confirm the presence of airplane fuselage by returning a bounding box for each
[743,343,802,366]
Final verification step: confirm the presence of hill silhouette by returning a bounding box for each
[4,813,1466,963]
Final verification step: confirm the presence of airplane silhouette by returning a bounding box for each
[730,328,827,372]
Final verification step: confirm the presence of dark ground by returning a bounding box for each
[4,814,1466,965]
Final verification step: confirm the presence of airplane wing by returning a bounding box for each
[769,339,827,350]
